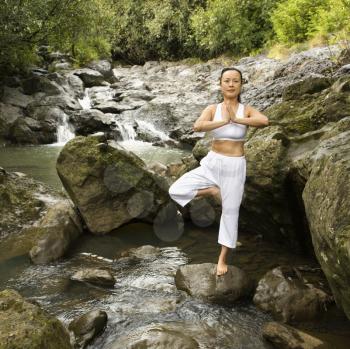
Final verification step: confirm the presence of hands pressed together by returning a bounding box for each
[223,102,238,124]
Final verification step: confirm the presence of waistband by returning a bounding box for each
[208,150,245,159]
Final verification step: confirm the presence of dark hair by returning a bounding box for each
[219,67,243,103]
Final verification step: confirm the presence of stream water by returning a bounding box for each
[0,140,349,348]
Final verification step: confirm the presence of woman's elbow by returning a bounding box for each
[193,123,201,132]
[260,116,269,127]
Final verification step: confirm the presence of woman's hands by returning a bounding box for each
[223,102,238,123]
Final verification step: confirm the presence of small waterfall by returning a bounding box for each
[56,113,75,145]
[136,119,170,141]
[115,121,137,141]
[78,89,92,110]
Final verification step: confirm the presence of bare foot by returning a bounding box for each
[216,259,228,276]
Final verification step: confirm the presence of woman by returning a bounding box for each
[169,67,269,276]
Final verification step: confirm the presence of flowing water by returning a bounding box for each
[0,139,350,348]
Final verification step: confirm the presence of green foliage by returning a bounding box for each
[309,0,350,40]
[111,0,203,63]
[0,0,116,75]
[189,0,280,58]
[1,0,349,74]
[271,0,328,44]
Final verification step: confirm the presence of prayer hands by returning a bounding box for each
[224,103,238,123]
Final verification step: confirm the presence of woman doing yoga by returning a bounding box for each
[169,67,269,276]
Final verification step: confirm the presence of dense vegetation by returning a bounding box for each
[0,0,349,75]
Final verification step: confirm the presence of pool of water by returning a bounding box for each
[0,139,191,191]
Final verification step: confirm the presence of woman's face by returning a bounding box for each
[220,70,242,99]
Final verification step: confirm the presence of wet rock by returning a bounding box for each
[9,116,57,145]
[86,60,114,81]
[0,103,24,141]
[70,268,115,287]
[262,321,327,349]
[282,77,333,100]
[28,200,84,264]
[1,86,34,108]
[175,263,253,305]
[94,101,137,113]
[68,309,107,349]
[0,289,72,349]
[147,161,167,177]
[253,266,332,323]
[27,93,81,111]
[73,68,105,87]
[265,76,350,136]
[21,75,64,95]
[56,134,172,234]
[303,127,350,319]
[120,244,161,259]
[105,322,200,349]
[69,109,116,136]
[0,167,64,238]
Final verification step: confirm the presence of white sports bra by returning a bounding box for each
[210,102,247,141]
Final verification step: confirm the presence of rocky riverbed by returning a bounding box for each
[1,44,350,348]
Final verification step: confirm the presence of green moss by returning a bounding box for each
[0,289,72,349]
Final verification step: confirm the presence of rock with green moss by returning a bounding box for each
[265,76,350,136]
[56,133,171,234]
[303,127,350,319]
[0,289,72,349]
[0,167,64,238]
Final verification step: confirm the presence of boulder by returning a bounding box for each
[0,103,24,140]
[73,68,105,87]
[21,75,64,95]
[56,134,173,234]
[1,86,34,108]
[0,167,64,238]
[303,127,350,319]
[175,263,253,304]
[69,109,116,135]
[262,321,327,349]
[68,310,107,349]
[0,289,72,349]
[86,60,114,81]
[70,268,115,287]
[265,76,350,136]
[253,266,332,323]
[28,200,84,264]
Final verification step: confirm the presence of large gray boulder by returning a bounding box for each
[56,133,175,234]
[302,125,350,318]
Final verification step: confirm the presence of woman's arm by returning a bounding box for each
[230,105,269,127]
[193,105,230,132]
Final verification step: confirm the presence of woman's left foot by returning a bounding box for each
[216,259,228,276]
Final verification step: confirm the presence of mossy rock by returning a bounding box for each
[0,289,72,349]
[56,134,170,234]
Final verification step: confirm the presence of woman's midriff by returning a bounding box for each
[211,139,244,157]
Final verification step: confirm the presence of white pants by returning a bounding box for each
[168,150,246,248]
